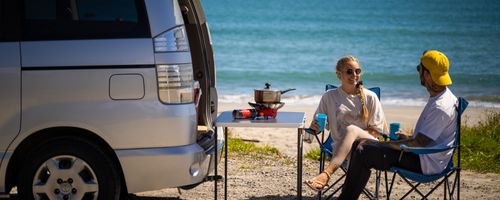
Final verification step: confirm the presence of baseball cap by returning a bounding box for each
[420,50,452,86]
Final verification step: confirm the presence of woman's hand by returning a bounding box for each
[365,127,379,137]
[309,119,321,134]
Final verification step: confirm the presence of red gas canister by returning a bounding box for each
[232,109,257,119]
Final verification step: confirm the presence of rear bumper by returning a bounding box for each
[116,138,223,193]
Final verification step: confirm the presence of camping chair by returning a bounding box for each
[383,97,468,200]
[305,84,382,200]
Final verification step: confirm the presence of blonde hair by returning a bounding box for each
[336,55,369,123]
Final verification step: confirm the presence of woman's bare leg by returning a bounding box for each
[306,125,375,190]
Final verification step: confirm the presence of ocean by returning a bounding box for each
[201,0,500,107]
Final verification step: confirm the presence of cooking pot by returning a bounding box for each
[254,83,295,103]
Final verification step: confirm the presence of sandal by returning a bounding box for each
[305,170,332,192]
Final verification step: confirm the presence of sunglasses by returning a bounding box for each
[346,68,362,75]
[416,63,426,72]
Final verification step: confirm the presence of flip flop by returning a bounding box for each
[305,171,331,192]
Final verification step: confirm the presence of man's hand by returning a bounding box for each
[395,131,411,140]
[382,132,433,151]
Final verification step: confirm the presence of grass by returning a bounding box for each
[304,111,500,174]
[460,111,500,173]
[304,148,322,161]
[227,137,281,159]
[227,136,296,168]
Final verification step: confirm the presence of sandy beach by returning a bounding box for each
[132,102,500,199]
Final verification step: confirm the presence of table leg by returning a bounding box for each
[214,128,218,200]
[224,127,228,200]
[297,128,303,200]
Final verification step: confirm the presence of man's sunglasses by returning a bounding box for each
[416,63,426,72]
[346,68,362,75]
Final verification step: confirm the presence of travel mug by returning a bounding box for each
[315,113,328,132]
[389,122,400,140]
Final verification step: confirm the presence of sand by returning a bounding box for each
[132,103,500,199]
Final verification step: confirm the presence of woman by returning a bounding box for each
[305,55,388,192]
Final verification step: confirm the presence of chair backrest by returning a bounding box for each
[456,97,468,167]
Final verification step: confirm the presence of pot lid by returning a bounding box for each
[255,83,279,91]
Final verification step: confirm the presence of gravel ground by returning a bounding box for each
[132,152,500,200]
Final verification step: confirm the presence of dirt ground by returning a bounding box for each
[132,152,500,200]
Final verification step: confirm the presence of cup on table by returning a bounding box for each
[389,122,400,140]
[315,113,328,132]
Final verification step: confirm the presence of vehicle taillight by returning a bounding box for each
[156,64,194,104]
[153,26,189,53]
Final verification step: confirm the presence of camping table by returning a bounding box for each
[213,111,306,200]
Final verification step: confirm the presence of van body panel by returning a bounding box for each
[17,68,196,150]
[0,153,11,193]
[116,143,208,193]
[0,42,21,193]
[21,39,155,67]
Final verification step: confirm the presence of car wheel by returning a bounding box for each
[17,137,121,200]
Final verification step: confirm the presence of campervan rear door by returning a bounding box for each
[178,0,218,131]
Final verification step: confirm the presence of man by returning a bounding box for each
[337,50,458,200]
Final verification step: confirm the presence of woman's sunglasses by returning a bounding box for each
[346,68,362,75]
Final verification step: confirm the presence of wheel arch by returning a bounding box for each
[5,126,128,195]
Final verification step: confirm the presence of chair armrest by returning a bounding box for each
[400,144,455,154]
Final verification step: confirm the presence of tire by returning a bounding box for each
[17,137,121,200]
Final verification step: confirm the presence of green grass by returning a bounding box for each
[227,137,281,159]
[460,111,500,173]
[304,112,500,174]
[304,148,322,161]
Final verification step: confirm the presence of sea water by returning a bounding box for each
[201,0,500,107]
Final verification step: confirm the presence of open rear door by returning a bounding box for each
[178,0,217,133]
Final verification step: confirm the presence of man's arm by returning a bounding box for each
[382,132,433,151]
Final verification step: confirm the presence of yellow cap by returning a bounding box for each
[420,50,452,86]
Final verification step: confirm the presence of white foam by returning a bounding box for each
[218,94,500,108]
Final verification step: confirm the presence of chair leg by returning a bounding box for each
[399,177,424,199]
[457,168,460,200]
[375,170,381,199]
[444,178,447,200]
[421,172,455,199]
[385,171,396,200]
[318,151,325,200]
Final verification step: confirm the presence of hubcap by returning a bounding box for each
[32,155,98,200]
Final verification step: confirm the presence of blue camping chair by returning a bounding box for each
[383,97,468,200]
[305,84,382,200]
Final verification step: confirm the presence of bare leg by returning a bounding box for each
[306,125,375,191]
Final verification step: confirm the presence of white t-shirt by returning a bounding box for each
[315,87,386,147]
[413,87,457,175]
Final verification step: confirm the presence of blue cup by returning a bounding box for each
[315,113,328,132]
[389,122,400,140]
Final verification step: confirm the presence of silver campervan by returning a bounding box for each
[0,0,221,199]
